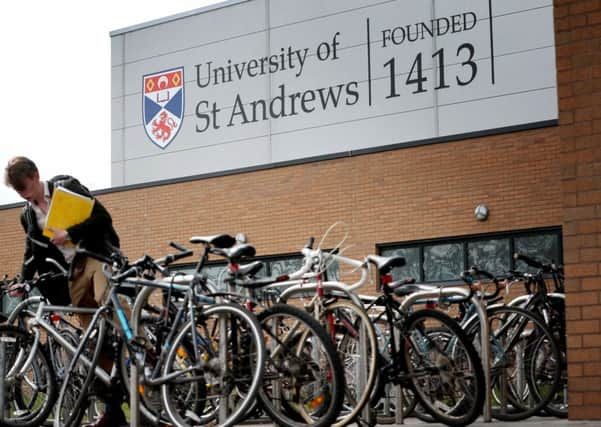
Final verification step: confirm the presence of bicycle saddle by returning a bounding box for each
[366,254,406,275]
[190,234,236,248]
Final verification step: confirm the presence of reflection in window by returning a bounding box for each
[381,247,420,281]
[424,243,463,282]
[168,254,339,293]
[468,239,510,275]
[270,258,303,277]
[379,227,562,284]
[515,233,560,272]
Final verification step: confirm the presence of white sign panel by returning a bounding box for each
[111,0,557,186]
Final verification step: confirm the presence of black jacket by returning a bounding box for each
[19,175,120,305]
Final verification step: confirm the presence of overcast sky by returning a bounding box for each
[0,0,222,205]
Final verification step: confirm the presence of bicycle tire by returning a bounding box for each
[50,328,81,384]
[369,315,419,421]
[321,299,378,426]
[53,316,107,427]
[0,324,57,427]
[400,308,485,427]
[541,295,568,419]
[257,303,345,427]
[465,305,561,422]
[161,302,265,427]
[119,307,178,425]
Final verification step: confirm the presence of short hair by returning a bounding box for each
[4,156,38,191]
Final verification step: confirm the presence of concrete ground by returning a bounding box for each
[242,416,601,427]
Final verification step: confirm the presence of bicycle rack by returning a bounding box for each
[0,339,5,423]
[129,285,151,427]
[278,281,375,426]
[399,286,492,423]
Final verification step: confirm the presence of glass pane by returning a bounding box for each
[380,247,420,281]
[514,233,561,272]
[423,243,463,282]
[269,257,303,277]
[467,238,510,276]
[170,263,229,292]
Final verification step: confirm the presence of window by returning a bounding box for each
[379,227,561,283]
[170,252,340,291]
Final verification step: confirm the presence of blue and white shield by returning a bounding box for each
[143,67,184,149]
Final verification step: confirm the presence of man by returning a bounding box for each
[4,156,126,427]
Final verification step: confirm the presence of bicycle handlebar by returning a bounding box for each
[513,253,562,275]
[295,245,369,289]
[514,253,544,270]
[461,266,501,300]
[155,242,194,266]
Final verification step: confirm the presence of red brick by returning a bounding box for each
[571,405,601,419]
[566,320,600,334]
[570,376,601,390]
[577,191,601,205]
[570,392,584,406]
[582,278,601,290]
[566,263,599,277]
[583,389,601,404]
[591,11,601,25]
[569,363,584,377]
[584,335,601,347]
[570,0,600,15]
[568,334,584,349]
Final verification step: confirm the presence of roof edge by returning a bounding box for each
[109,0,250,37]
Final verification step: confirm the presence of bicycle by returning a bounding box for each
[69,238,267,427]
[362,255,486,426]
[271,235,380,427]
[0,274,64,427]
[455,266,562,421]
[505,252,567,418]
[201,235,346,427]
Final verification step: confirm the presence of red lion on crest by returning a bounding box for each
[151,111,177,142]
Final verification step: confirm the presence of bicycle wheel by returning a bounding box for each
[542,295,568,418]
[53,316,107,427]
[50,328,81,384]
[119,306,177,425]
[0,324,57,427]
[257,303,345,427]
[465,305,561,421]
[400,308,485,427]
[369,314,418,422]
[321,299,378,426]
[161,302,265,427]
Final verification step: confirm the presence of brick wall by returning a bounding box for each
[0,131,561,281]
[556,0,601,419]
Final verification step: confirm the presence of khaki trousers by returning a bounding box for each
[69,257,126,373]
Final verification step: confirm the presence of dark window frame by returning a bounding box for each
[168,249,340,286]
[377,226,562,284]
[168,250,304,276]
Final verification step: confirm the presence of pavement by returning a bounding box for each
[241,416,601,426]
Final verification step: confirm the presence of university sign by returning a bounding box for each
[116,0,557,185]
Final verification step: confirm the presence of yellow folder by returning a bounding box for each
[43,186,95,240]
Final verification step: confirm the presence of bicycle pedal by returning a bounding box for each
[131,335,154,351]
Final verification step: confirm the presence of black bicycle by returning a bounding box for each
[365,255,485,427]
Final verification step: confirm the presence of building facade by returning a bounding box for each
[0,0,600,419]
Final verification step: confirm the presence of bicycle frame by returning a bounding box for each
[9,299,111,386]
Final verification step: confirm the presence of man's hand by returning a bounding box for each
[48,228,70,245]
[8,283,27,298]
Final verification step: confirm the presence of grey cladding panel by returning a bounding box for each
[123,136,271,185]
[112,0,558,187]
[123,0,268,64]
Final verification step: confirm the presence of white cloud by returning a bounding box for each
[0,0,222,205]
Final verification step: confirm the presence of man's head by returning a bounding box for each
[4,156,42,202]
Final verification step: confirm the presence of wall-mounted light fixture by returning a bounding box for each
[474,204,489,221]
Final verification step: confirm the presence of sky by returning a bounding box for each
[0,0,223,205]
